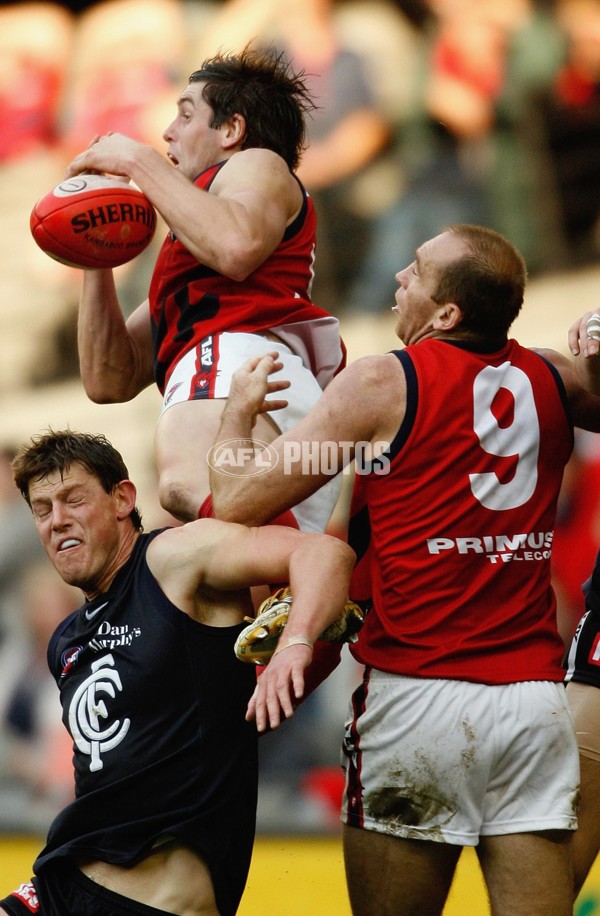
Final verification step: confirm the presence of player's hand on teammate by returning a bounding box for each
[569,311,600,358]
[228,352,290,426]
[246,642,312,732]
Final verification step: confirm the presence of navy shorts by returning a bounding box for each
[0,860,173,916]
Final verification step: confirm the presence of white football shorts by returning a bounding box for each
[342,670,579,844]
[161,331,342,534]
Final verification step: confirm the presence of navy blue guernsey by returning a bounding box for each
[34,530,258,916]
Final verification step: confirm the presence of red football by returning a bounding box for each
[30,174,157,269]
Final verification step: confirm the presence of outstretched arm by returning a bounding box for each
[148,519,356,731]
[209,351,405,526]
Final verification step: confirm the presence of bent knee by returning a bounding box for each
[158,475,204,523]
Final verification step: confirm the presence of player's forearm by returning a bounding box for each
[285,537,356,645]
[209,400,260,519]
[126,147,269,280]
[78,272,146,402]
[68,142,251,279]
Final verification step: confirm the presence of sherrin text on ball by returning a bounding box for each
[30,174,157,270]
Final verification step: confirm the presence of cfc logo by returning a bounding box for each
[68,653,130,772]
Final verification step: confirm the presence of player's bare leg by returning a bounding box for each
[154,398,279,522]
[572,754,600,898]
[567,680,600,897]
[476,831,573,915]
[342,825,461,916]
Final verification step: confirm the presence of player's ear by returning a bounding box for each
[222,113,247,149]
[114,479,138,521]
[433,302,462,331]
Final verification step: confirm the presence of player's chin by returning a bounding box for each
[53,550,84,582]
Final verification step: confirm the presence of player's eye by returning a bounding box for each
[32,506,50,520]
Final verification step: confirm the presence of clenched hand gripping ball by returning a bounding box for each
[30,174,157,269]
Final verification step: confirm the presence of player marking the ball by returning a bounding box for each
[50,46,346,535]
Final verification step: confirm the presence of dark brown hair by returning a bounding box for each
[190,45,315,171]
[12,429,143,531]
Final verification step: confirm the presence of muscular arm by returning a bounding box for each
[148,519,356,729]
[78,272,154,403]
[149,519,354,626]
[66,136,302,280]
[209,352,405,525]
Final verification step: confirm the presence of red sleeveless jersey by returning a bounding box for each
[149,161,335,394]
[352,338,573,684]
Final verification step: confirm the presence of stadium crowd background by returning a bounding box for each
[2,0,600,850]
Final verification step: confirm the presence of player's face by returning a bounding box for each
[392,232,467,344]
[28,463,134,599]
[163,81,228,180]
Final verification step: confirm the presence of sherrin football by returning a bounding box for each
[30,174,157,269]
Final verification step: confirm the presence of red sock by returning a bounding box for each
[198,494,299,529]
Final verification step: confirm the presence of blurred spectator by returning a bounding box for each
[60,0,187,157]
[0,561,81,826]
[347,0,566,314]
[0,447,46,642]
[0,2,74,164]
[482,0,568,271]
[283,0,405,311]
[534,0,600,267]
[0,0,186,388]
[56,0,187,316]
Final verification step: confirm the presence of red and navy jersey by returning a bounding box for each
[149,160,334,394]
[351,338,573,684]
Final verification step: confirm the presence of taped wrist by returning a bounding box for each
[273,635,314,656]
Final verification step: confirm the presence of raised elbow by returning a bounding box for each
[82,378,133,405]
[88,391,123,405]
